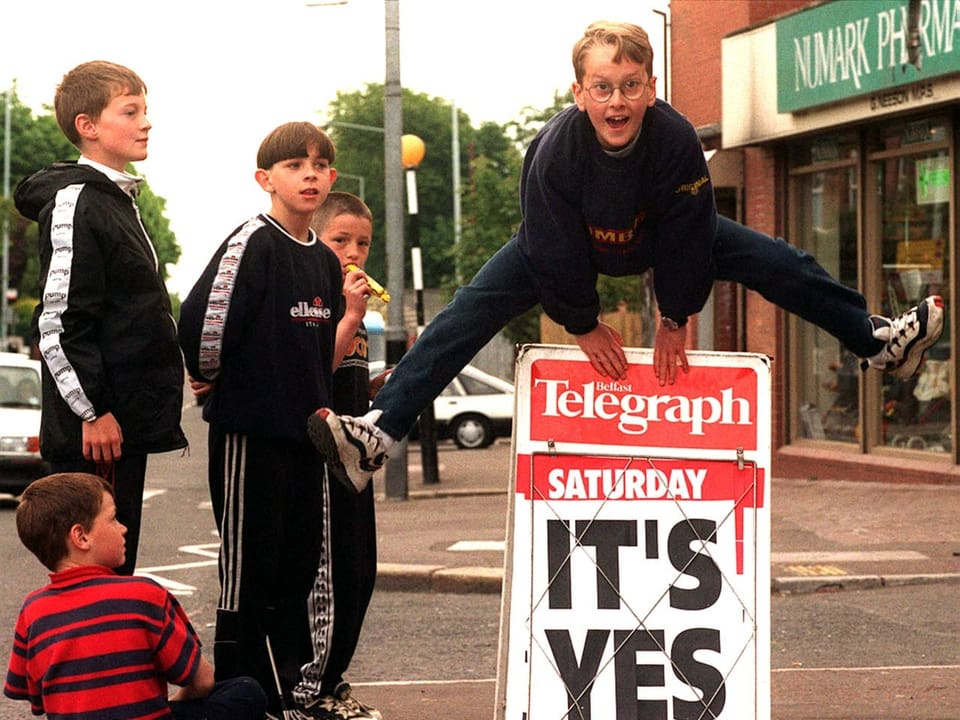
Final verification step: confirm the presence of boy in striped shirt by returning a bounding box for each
[4,473,267,719]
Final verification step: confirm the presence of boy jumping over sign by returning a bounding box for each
[308,20,945,496]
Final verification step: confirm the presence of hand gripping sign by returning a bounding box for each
[495,345,771,720]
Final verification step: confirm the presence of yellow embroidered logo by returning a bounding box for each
[675,175,710,196]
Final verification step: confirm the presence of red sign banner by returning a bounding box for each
[528,358,760,450]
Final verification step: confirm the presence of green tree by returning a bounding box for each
[457,127,536,345]
[135,179,180,279]
[324,84,484,288]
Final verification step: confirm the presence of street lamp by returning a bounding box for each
[401,134,439,486]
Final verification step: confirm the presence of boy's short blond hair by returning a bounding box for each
[572,21,654,84]
[312,191,373,235]
[16,473,113,571]
[54,61,147,146]
[257,122,336,170]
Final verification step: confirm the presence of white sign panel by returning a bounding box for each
[497,345,771,720]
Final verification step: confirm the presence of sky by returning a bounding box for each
[2,0,668,297]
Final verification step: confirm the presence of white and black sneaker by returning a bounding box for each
[308,409,387,494]
[290,682,382,720]
[861,295,944,379]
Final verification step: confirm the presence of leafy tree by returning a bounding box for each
[135,179,180,279]
[457,130,536,345]
[323,84,484,288]
[504,90,574,149]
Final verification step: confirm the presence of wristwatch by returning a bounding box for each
[661,315,688,331]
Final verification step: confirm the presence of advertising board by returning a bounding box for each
[496,345,771,720]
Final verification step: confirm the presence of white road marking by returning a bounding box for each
[136,572,197,595]
[179,542,220,558]
[773,664,960,673]
[447,540,506,552]
[137,543,220,596]
[138,559,217,573]
[355,678,496,687]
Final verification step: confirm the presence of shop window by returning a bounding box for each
[788,134,860,444]
[868,118,951,454]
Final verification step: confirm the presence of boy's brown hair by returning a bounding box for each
[16,473,113,571]
[572,21,654,84]
[257,122,336,171]
[311,191,373,234]
[54,61,147,146]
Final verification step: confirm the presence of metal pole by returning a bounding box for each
[2,84,12,350]
[451,100,462,284]
[336,172,366,202]
[407,167,439,484]
[652,7,670,104]
[383,0,408,499]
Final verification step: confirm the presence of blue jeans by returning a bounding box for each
[169,676,267,720]
[712,216,876,356]
[371,216,880,440]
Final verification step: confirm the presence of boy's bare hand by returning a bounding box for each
[82,412,123,463]
[369,368,393,401]
[654,324,689,385]
[188,375,213,398]
[343,268,371,317]
[575,322,627,379]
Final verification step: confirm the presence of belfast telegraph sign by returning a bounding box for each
[496,345,772,720]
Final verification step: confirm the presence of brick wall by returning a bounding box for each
[671,0,816,449]
[670,1,812,122]
[745,143,785,446]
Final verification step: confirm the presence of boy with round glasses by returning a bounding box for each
[309,19,944,495]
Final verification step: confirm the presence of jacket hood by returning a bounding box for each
[14,162,119,221]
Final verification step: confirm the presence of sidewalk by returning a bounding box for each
[371,440,960,595]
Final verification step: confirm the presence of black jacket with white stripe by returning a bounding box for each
[15,162,186,461]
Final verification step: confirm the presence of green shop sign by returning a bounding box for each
[776,0,960,112]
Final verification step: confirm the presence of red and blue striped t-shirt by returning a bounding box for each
[5,565,202,719]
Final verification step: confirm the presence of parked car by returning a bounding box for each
[0,352,49,498]
[369,361,515,449]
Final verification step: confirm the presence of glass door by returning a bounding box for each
[868,118,952,454]
[788,134,860,444]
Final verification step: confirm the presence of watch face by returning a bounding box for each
[662,317,679,331]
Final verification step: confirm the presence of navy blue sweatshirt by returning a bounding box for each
[517,101,718,334]
[178,215,343,443]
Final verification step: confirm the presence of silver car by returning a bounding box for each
[369,361,515,449]
[0,352,49,498]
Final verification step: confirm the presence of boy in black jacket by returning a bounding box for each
[14,61,187,576]
[178,121,343,717]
